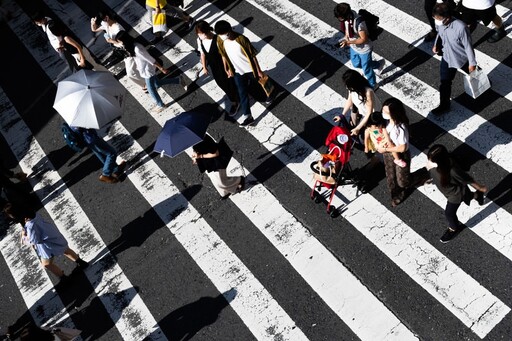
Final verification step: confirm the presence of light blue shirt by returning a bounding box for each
[25,214,68,259]
[435,18,477,69]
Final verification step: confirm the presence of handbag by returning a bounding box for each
[258,73,275,97]
[463,68,491,99]
[152,11,167,34]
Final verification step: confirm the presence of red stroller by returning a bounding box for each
[310,125,357,217]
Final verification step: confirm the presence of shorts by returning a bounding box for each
[460,5,497,26]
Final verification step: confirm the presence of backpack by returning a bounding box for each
[356,9,383,41]
[61,122,86,152]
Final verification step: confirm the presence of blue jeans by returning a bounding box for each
[146,74,180,107]
[350,49,379,88]
[233,72,256,119]
[88,137,119,176]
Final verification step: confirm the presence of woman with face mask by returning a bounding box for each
[375,97,411,207]
[195,20,239,115]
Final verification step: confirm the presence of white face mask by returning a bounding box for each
[382,112,391,120]
[198,33,207,40]
[219,34,229,41]
[434,18,444,26]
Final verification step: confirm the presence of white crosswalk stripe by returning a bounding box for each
[1,0,511,339]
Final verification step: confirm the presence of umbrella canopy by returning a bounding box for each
[154,111,212,157]
[53,69,126,129]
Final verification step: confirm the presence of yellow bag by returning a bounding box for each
[258,73,275,97]
[153,11,167,34]
[146,0,167,9]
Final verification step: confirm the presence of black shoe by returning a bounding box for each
[440,228,461,243]
[475,191,485,205]
[431,104,450,116]
[59,274,71,286]
[239,116,255,127]
[76,258,89,269]
[487,27,506,43]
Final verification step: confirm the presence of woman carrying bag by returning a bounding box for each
[427,144,487,243]
[192,135,245,199]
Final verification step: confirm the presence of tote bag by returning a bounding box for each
[152,11,167,34]
[463,68,491,99]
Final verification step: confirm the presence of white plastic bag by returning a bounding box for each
[463,68,491,99]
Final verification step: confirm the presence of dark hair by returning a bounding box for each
[47,20,66,37]
[31,11,45,22]
[334,3,352,20]
[3,203,35,226]
[427,144,451,187]
[114,30,135,57]
[367,111,386,128]
[96,11,116,23]
[432,3,451,19]
[342,70,370,103]
[382,97,409,126]
[214,20,237,40]
[20,325,54,341]
[195,20,213,35]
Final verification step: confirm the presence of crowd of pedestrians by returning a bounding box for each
[1,0,506,336]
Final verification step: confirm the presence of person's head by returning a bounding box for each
[432,3,452,26]
[214,20,236,40]
[195,20,214,40]
[381,97,409,126]
[367,111,386,128]
[97,11,116,25]
[47,20,66,37]
[3,203,35,225]
[114,30,135,56]
[427,144,451,186]
[334,3,353,21]
[342,70,370,101]
[31,11,48,26]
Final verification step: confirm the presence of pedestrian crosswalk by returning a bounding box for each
[0,0,511,340]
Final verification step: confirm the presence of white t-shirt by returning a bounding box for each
[42,17,61,51]
[350,88,381,117]
[101,21,124,46]
[463,0,495,10]
[134,43,156,79]
[386,122,409,150]
[223,39,252,75]
[197,37,213,54]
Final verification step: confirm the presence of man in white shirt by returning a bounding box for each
[459,0,506,43]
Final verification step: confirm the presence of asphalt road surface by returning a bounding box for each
[0,0,511,340]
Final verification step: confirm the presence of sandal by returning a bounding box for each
[236,176,246,193]
[142,87,148,94]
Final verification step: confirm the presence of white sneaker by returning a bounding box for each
[151,105,166,113]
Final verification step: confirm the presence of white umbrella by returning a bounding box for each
[53,69,126,129]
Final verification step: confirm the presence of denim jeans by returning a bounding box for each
[439,58,469,108]
[233,72,257,119]
[146,74,180,107]
[350,49,379,88]
[88,137,119,176]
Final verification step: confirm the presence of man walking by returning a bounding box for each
[215,20,267,127]
[459,0,506,43]
[334,3,384,90]
[72,127,126,183]
[431,3,477,115]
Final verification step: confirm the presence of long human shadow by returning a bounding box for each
[149,288,237,341]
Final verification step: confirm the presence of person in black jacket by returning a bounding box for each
[192,135,244,199]
[195,20,239,116]
[427,144,487,243]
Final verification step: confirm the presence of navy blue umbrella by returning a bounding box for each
[154,111,211,157]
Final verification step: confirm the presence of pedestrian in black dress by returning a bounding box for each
[427,144,487,243]
[195,20,239,115]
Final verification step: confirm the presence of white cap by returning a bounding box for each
[337,134,349,144]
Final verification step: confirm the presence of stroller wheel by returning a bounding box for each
[314,194,322,203]
[328,205,339,218]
